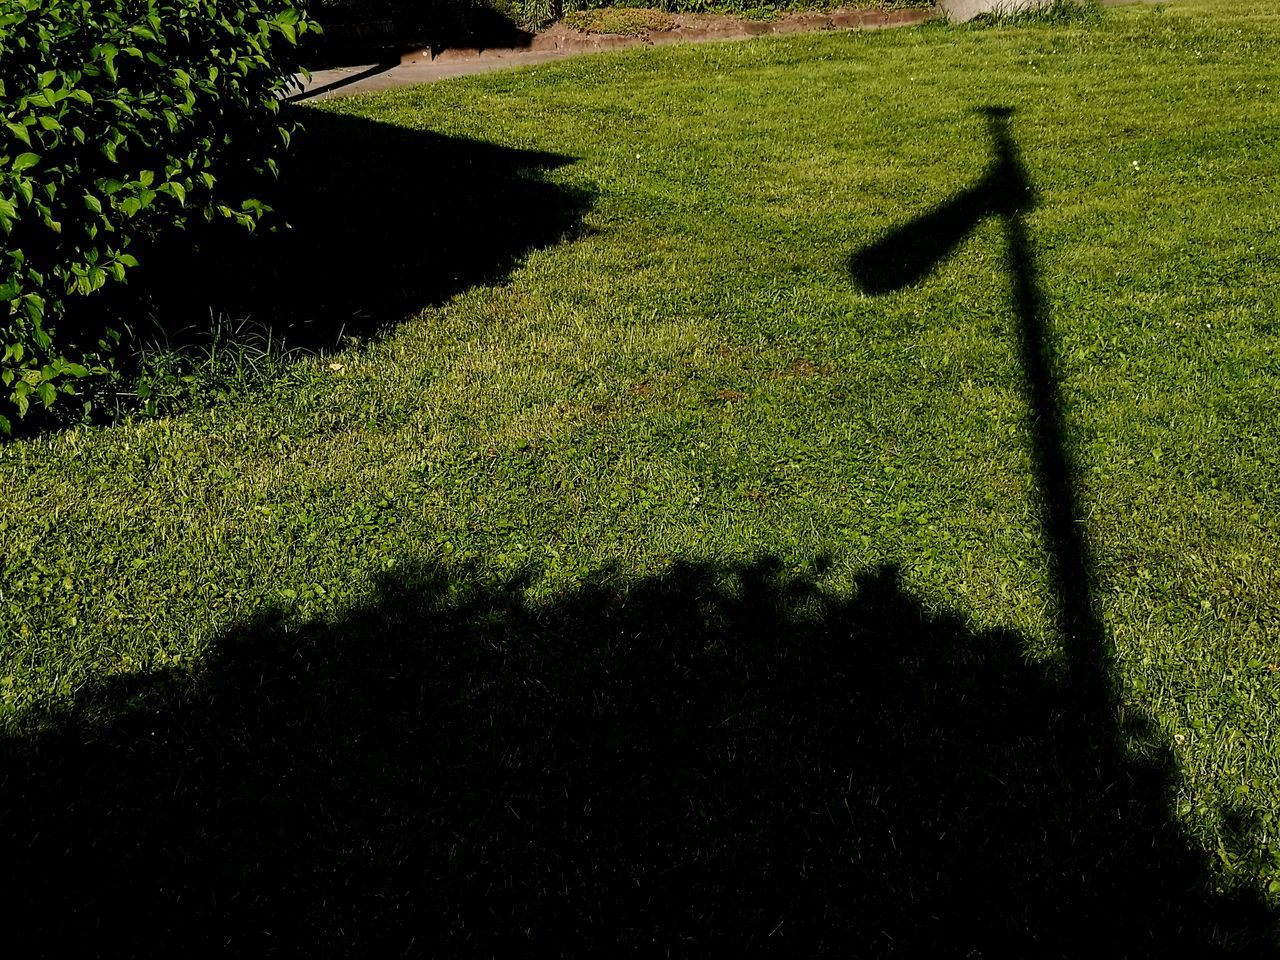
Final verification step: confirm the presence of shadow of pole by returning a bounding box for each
[984,107,1112,715]
[850,106,1111,715]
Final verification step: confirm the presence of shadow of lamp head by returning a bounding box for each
[849,106,1031,296]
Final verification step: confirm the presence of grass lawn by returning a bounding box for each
[2,0,1279,952]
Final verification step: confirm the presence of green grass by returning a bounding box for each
[2,0,1280,941]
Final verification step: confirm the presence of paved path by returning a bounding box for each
[291,0,1162,103]
[292,50,583,102]
[291,7,935,102]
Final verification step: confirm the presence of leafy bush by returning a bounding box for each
[0,0,316,431]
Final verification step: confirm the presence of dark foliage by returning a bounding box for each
[0,0,314,427]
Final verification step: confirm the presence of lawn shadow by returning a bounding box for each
[1,559,1274,956]
[140,108,594,352]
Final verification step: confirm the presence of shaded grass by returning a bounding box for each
[1,0,1279,937]
[3,560,1273,955]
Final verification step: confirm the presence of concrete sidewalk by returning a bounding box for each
[291,6,936,102]
[290,0,1161,103]
[291,50,579,102]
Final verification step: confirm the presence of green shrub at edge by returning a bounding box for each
[0,0,317,430]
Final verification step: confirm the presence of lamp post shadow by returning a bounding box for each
[850,106,1110,716]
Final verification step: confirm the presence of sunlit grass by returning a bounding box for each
[2,0,1278,895]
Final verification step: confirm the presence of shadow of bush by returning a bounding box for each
[2,558,1273,956]
[138,108,593,353]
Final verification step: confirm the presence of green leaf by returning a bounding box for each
[36,380,56,408]
[23,295,44,323]
[12,152,40,173]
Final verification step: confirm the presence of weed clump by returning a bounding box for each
[968,0,1102,26]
